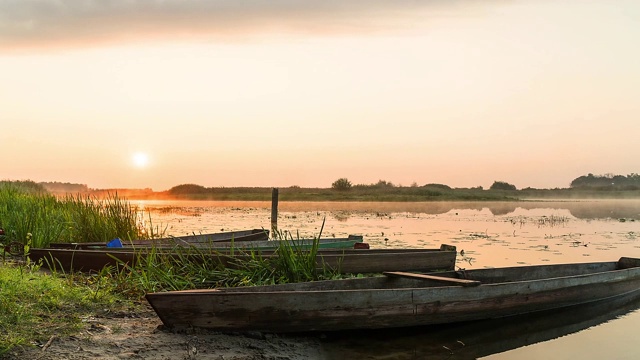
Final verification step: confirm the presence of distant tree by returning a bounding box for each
[374,179,394,188]
[331,178,352,191]
[570,173,640,189]
[490,181,517,191]
[0,180,48,194]
[423,183,452,190]
[352,179,395,189]
[40,181,89,193]
[571,173,607,188]
[168,184,208,195]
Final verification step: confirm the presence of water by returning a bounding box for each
[132,199,640,359]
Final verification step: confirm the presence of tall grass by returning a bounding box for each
[108,226,338,298]
[0,182,143,248]
[269,222,324,283]
[59,193,141,243]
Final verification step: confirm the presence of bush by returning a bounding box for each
[490,181,517,191]
[331,178,352,191]
[423,183,452,190]
[168,184,208,195]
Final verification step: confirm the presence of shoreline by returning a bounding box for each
[6,306,326,360]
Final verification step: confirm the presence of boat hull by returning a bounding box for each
[28,245,456,274]
[48,229,270,249]
[145,258,640,332]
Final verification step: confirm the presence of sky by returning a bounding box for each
[1,0,639,191]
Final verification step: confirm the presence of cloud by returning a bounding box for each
[0,0,481,51]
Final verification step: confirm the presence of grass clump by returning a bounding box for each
[0,181,144,248]
[0,262,128,356]
[109,224,338,298]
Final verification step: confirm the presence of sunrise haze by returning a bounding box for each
[2,0,639,191]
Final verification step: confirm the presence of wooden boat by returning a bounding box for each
[48,232,360,251]
[28,244,457,274]
[187,235,365,250]
[145,257,640,333]
[48,228,270,249]
[323,289,640,359]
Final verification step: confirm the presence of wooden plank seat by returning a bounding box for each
[383,271,481,287]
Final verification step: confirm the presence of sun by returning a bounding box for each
[132,152,149,168]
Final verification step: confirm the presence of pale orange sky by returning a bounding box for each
[1,1,639,191]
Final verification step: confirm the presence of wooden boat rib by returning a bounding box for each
[145,257,640,333]
[27,244,457,274]
[48,228,270,249]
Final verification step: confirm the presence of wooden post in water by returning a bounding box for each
[271,188,279,239]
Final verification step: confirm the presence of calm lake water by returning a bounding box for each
[132,199,640,359]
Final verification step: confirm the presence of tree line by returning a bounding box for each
[331,178,513,191]
[4,173,639,196]
[569,173,640,190]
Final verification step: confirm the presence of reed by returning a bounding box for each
[59,193,142,244]
[0,182,144,248]
[0,182,66,248]
[269,220,325,283]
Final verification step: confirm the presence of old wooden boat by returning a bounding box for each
[28,244,457,274]
[145,257,640,332]
[323,288,640,359]
[48,233,360,251]
[190,235,365,250]
[48,228,270,249]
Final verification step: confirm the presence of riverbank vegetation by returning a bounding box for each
[0,182,143,354]
[0,181,144,248]
[0,183,344,354]
[1,245,339,355]
[162,175,640,201]
[24,173,640,201]
[1,236,340,355]
[0,262,126,355]
[164,182,521,201]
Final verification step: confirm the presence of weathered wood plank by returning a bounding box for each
[321,250,456,273]
[383,271,481,286]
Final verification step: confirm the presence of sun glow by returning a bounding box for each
[132,152,149,168]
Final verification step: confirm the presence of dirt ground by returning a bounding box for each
[4,306,331,360]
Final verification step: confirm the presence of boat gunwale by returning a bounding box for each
[146,259,631,296]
